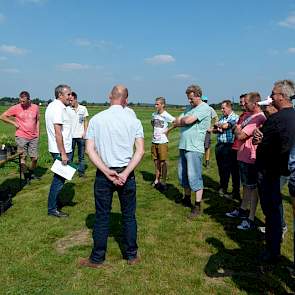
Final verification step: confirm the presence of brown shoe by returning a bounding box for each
[79,258,109,269]
[187,205,201,220]
[127,256,140,265]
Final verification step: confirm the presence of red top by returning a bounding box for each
[4,103,39,139]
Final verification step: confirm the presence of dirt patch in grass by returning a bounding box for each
[54,228,91,254]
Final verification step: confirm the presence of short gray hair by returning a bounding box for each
[274,80,295,100]
[55,84,71,99]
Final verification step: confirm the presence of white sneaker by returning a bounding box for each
[258,225,287,239]
[282,225,288,239]
[237,219,255,230]
[258,226,266,234]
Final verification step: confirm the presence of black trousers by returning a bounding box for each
[215,142,240,194]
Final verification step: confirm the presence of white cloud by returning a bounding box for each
[216,62,225,67]
[268,49,279,56]
[94,40,113,49]
[145,54,175,65]
[73,38,92,47]
[0,44,28,55]
[0,68,20,73]
[19,0,47,4]
[57,63,90,71]
[288,47,295,53]
[279,12,295,28]
[0,13,5,24]
[174,74,192,80]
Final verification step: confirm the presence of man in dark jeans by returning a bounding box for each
[288,144,295,273]
[68,92,89,177]
[255,79,295,264]
[79,84,144,268]
[45,84,73,218]
[213,100,239,198]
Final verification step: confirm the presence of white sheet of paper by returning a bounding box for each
[51,159,76,180]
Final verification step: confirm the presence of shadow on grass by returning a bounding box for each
[34,166,48,178]
[202,174,295,294]
[85,212,125,259]
[140,170,182,202]
[58,183,78,209]
[0,178,22,198]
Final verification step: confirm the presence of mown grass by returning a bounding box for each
[0,105,294,295]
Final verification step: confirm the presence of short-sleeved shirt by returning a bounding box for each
[217,112,239,144]
[86,105,144,168]
[237,112,266,164]
[232,112,251,150]
[124,106,137,118]
[152,110,175,144]
[178,102,211,153]
[3,103,39,140]
[209,106,218,120]
[45,99,73,153]
[68,104,89,138]
[256,107,295,177]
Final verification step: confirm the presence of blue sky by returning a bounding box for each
[0,0,294,104]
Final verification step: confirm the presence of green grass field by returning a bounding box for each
[0,105,294,295]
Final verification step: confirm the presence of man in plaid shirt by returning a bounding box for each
[213,100,239,198]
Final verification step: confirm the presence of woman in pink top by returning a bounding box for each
[0,91,40,182]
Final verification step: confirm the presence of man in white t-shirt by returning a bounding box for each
[151,97,175,191]
[45,84,73,218]
[79,84,144,268]
[69,91,89,177]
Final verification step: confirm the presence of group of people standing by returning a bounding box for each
[1,80,295,271]
[209,81,295,266]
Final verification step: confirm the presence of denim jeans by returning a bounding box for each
[71,138,85,174]
[257,171,282,257]
[178,149,203,191]
[47,152,72,213]
[215,143,240,194]
[90,169,138,263]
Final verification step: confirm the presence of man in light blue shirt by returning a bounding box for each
[173,84,211,219]
[79,85,144,268]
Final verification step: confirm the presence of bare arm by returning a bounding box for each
[0,113,19,129]
[54,124,68,165]
[234,125,248,140]
[173,115,197,127]
[37,116,40,137]
[83,117,88,139]
[252,128,263,145]
[86,139,118,181]
[116,137,145,186]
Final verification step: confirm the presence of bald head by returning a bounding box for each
[110,84,128,105]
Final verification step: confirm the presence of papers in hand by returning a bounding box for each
[51,159,76,180]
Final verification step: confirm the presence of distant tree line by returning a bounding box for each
[0,97,184,108]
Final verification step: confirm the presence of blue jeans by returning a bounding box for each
[178,149,203,191]
[47,152,72,213]
[90,169,138,263]
[71,138,85,174]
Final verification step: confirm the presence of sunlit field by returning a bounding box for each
[0,105,294,294]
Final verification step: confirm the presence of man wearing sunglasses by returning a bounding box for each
[255,80,295,264]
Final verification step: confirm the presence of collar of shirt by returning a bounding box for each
[55,99,66,109]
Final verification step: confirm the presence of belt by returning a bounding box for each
[109,166,127,173]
